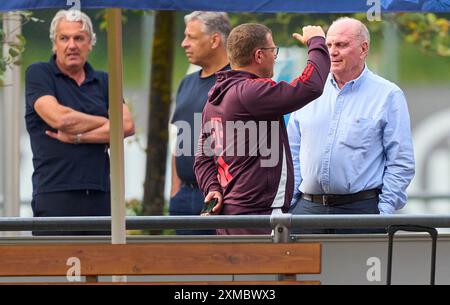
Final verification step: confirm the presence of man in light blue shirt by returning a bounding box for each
[287,17,415,234]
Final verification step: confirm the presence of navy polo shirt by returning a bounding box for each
[25,56,110,196]
[171,65,230,183]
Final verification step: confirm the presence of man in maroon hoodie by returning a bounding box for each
[194,23,330,235]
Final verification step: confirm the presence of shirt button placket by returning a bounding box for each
[322,94,344,193]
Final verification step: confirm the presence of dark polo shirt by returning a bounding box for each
[25,56,110,196]
[171,65,230,183]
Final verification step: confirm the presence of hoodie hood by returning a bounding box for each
[208,70,258,105]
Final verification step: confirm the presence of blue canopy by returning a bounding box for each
[1,0,449,12]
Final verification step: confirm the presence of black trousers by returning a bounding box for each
[289,197,386,234]
[31,190,111,236]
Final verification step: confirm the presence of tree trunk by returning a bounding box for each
[142,11,174,221]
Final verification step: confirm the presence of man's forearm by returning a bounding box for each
[171,155,182,197]
[34,95,107,133]
[59,110,108,134]
[66,104,135,143]
[75,117,135,144]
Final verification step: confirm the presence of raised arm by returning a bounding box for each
[238,33,330,119]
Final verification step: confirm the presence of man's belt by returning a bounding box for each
[301,189,380,206]
[182,181,199,188]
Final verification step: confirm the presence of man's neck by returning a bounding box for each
[57,63,86,86]
[200,52,229,78]
[333,64,365,89]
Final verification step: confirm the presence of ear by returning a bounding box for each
[254,49,264,64]
[361,41,369,58]
[210,33,221,49]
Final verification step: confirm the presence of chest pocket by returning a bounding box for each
[339,118,377,149]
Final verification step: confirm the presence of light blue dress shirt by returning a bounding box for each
[287,66,415,214]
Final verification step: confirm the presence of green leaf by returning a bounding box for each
[99,20,107,31]
[8,47,20,58]
[427,13,437,24]
[0,60,7,73]
[404,34,416,43]
[16,34,26,45]
[19,11,33,19]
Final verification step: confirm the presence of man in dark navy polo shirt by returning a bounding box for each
[169,12,231,235]
[25,10,135,235]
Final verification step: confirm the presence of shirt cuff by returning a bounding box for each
[290,191,301,206]
[206,183,222,195]
[378,203,395,215]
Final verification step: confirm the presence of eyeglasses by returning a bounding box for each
[260,46,279,56]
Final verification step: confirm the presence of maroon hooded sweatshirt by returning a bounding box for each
[194,36,330,215]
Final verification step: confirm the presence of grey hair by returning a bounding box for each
[184,11,231,45]
[49,10,97,50]
[331,17,370,46]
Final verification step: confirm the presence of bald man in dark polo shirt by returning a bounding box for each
[25,10,135,235]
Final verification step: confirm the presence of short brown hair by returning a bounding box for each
[227,23,272,67]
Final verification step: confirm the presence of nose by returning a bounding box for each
[181,37,189,49]
[67,38,77,49]
[328,45,338,56]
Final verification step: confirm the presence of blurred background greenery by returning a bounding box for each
[1,10,449,226]
[17,10,450,88]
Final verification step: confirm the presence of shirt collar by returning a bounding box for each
[329,64,368,92]
[49,55,98,82]
[199,64,231,80]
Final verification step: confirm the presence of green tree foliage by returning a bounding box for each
[0,11,43,86]
[229,12,450,56]
[395,13,449,56]
[229,13,338,47]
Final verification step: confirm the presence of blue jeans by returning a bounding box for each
[289,197,385,234]
[169,184,215,235]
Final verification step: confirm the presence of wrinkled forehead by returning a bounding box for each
[185,19,206,35]
[56,20,87,35]
[326,26,359,44]
[329,20,362,37]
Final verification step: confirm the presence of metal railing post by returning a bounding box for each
[271,213,294,281]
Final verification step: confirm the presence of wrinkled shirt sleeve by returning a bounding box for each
[194,114,222,196]
[287,111,303,205]
[379,90,415,214]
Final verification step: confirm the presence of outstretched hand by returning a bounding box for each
[293,25,325,45]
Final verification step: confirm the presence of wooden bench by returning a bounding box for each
[0,242,321,284]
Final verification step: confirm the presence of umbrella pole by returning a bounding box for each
[106,8,126,282]
[2,12,21,222]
